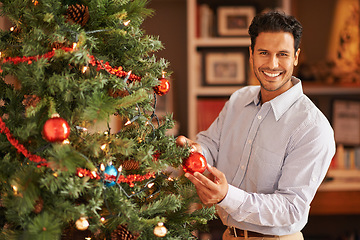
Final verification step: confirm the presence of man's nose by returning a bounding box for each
[268,55,279,69]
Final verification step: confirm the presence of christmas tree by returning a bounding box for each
[0,0,215,239]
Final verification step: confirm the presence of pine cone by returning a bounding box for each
[120,159,140,171]
[111,224,139,240]
[66,4,89,27]
[33,197,43,214]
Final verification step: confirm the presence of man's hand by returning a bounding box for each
[185,164,228,207]
[176,135,202,153]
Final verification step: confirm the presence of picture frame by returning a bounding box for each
[205,52,246,85]
[217,6,256,36]
[332,99,360,145]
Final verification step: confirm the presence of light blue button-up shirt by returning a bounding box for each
[196,77,336,236]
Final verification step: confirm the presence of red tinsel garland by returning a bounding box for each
[0,117,48,165]
[0,47,142,82]
[0,116,154,186]
[77,168,156,187]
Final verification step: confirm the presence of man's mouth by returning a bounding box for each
[262,71,282,78]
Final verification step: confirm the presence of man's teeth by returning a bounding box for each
[263,72,281,77]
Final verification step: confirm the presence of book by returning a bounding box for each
[197,98,227,132]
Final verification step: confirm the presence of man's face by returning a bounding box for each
[250,32,300,99]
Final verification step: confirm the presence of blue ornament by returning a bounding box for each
[104,165,118,187]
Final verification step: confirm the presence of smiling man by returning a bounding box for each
[177,11,335,240]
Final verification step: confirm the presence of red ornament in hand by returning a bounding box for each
[153,78,170,96]
[182,152,206,174]
[42,114,70,142]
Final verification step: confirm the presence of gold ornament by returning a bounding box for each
[153,222,167,237]
[75,217,89,231]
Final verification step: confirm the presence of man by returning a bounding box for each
[177,11,335,240]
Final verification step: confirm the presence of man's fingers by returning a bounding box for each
[176,135,188,147]
[176,135,202,153]
[206,164,225,183]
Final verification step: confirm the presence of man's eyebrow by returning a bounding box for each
[256,48,291,53]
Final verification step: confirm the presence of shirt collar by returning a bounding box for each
[269,77,303,121]
[243,77,303,120]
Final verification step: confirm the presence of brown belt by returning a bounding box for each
[229,227,277,238]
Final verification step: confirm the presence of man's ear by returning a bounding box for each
[249,46,253,62]
[294,48,301,66]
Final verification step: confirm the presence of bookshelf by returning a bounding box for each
[186,0,291,140]
[186,0,360,194]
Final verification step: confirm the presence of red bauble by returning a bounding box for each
[42,115,70,142]
[153,78,170,96]
[182,152,207,174]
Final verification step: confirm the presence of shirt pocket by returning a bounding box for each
[247,145,283,193]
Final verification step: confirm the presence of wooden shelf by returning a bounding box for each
[195,37,251,47]
[310,190,360,215]
[303,82,360,95]
[319,169,360,191]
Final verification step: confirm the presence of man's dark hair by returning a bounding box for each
[248,11,303,54]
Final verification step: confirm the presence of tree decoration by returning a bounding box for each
[42,114,71,143]
[33,197,44,214]
[75,217,89,231]
[120,159,140,171]
[153,222,167,237]
[22,95,41,110]
[182,152,207,174]
[0,116,48,165]
[111,224,139,240]
[104,164,118,187]
[153,77,170,96]
[0,48,142,82]
[66,4,90,27]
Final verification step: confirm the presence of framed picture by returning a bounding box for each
[217,6,256,36]
[205,52,246,85]
[332,100,360,145]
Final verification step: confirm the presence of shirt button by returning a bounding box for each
[248,139,252,144]
[258,115,262,120]
[241,165,245,170]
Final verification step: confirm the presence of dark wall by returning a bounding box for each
[142,0,188,136]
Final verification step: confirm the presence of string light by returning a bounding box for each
[76,126,88,132]
[100,163,105,171]
[123,20,131,26]
[100,143,107,151]
[72,42,77,50]
[62,139,70,144]
[91,170,97,178]
[10,26,14,32]
[12,185,18,194]
[82,66,88,73]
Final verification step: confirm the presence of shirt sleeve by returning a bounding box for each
[217,120,336,227]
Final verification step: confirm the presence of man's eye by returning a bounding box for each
[259,52,267,55]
